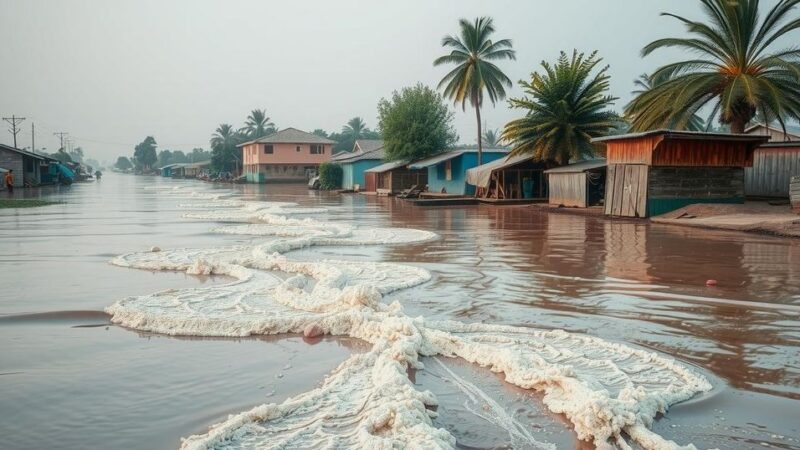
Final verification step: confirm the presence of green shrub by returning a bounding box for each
[318,162,343,190]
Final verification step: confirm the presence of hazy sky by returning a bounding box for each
[0,0,785,162]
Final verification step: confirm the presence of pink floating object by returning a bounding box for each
[303,324,324,338]
[706,279,718,287]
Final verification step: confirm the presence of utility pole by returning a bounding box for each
[31,122,35,153]
[2,115,26,148]
[53,131,68,151]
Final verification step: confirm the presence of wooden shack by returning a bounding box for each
[593,131,769,218]
[363,160,427,194]
[544,159,607,208]
[465,154,549,200]
[745,142,800,198]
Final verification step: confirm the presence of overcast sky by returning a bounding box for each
[0,0,787,162]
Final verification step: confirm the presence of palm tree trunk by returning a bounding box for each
[731,116,747,134]
[475,105,483,166]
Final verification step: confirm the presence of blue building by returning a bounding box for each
[332,140,384,190]
[408,148,509,196]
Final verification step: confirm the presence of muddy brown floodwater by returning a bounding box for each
[1,173,799,449]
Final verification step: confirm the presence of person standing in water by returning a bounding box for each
[4,169,13,194]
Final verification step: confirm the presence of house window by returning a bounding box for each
[264,145,273,154]
[445,160,453,181]
[296,145,301,152]
[310,144,325,154]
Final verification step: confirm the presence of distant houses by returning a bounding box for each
[331,140,385,190]
[161,161,212,178]
[0,143,74,188]
[240,127,335,183]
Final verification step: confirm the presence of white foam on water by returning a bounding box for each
[106,188,713,450]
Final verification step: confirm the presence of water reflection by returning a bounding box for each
[355,199,800,399]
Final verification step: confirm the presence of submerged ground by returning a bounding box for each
[1,173,798,449]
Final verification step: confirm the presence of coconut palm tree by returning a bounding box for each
[434,17,516,165]
[481,128,501,147]
[341,117,367,139]
[210,124,242,173]
[626,0,800,133]
[629,73,706,131]
[242,109,275,139]
[502,50,619,165]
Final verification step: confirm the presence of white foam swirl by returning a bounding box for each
[106,190,711,450]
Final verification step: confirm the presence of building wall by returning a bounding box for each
[427,152,507,195]
[746,125,799,142]
[0,148,24,187]
[341,160,382,189]
[549,173,587,207]
[745,146,800,198]
[244,163,319,183]
[648,167,745,216]
[242,143,333,165]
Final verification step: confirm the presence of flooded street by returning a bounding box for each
[2,173,799,449]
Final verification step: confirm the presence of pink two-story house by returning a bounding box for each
[240,127,335,183]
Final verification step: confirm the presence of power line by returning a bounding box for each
[2,115,26,148]
[53,131,68,151]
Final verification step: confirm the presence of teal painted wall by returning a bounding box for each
[648,197,743,217]
[342,160,383,189]
[427,151,508,195]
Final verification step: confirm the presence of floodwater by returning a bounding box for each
[1,173,799,449]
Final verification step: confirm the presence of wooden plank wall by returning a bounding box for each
[652,139,752,167]
[791,176,800,213]
[745,146,800,198]
[605,135,661,165]
[548,173,586,207]
[604,164,648,217]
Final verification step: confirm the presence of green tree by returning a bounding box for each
[626,0,800,133]
[69,147,84,163]
[502,50,619,165]
[434,16,516,165]
[242,109,276,139]
[189,148,210,162]
[210,124,242,173]
[628,73,705,131]
[115,156,133,170]
[312,129,329,138]
[318,162,343,189]
[51,148,73,163]
[378,83,458,161]
[481,128,501,147]
[171,150,189,163]
[157,150,173,168]
[133,137,158,171]
[333,117,382,152]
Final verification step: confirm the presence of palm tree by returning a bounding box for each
[481,128,501,147]
[502,50,619,165]
[243,109,275,139]
[626,0,800,134]
[210,124,242,173]
[434,17,516,165]
[629,73,706,131]
[341,117,367,139]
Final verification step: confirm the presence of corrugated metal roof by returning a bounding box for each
[544,159,606,174]
[355,140,384,153]
[592,130,771,143]
[0,143,47,160]
[332,146,385,163]
[239,127,336,146]
[364,160,407,173]
[408,151,465,169]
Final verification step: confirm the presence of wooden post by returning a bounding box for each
[791,175,800,214]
